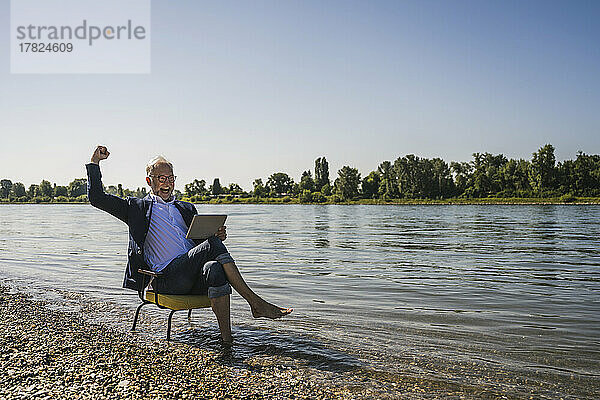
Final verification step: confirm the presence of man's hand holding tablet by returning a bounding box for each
[186,214,228,240]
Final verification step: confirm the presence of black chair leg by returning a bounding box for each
[132,302,149,332]
[167,310,177,341]
[188,309,192,319]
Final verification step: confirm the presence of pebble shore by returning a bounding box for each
[0,286,356,400]
[1,285,531,399]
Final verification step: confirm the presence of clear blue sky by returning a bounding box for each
[1,0,599,191]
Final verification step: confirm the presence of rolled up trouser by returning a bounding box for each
[153,236,234,298]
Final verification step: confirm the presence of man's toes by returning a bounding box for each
[251,304,292,319]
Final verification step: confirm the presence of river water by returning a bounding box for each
[1,204,599,398]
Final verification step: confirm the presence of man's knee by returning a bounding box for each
[203,261,232,298]
[207,235,223,249]
[203,260,228,287]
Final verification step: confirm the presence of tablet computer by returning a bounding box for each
[186,214,227,240]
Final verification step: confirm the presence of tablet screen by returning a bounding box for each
[185,214,227,240]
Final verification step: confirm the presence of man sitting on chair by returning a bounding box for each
[86,145,292,345]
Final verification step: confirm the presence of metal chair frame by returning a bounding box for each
[131,268,206,341]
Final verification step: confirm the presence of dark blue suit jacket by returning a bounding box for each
[86,163,198,291]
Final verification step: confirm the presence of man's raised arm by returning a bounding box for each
[86,145,128,223]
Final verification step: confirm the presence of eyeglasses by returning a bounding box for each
[149,174,176,183]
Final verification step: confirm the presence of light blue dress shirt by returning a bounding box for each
[143,193,196,272]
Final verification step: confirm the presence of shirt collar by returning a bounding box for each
[149,192,175,205]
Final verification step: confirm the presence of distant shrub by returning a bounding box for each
[320,184,332,196]
[496,190,515,198]
[515,189,533,198]
[331,194,344,203]
[55,196,69,202]
[299,190,312,203]
[382,192,397,201]
[560,193,576,203]
[311,192,326,203]
[539,189,561,198]
[33,196,52,203]
[282,196,291,203]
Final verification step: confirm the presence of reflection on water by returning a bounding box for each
[1,204,599,397]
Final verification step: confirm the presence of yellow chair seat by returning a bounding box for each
[145,291,211,310]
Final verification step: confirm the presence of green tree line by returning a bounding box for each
[2,144,599,204]
[0,178,149,203]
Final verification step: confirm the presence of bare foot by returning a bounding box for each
[251,301,293,319]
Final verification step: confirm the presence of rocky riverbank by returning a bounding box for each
[1,284,533,399]
[0,285,357,400]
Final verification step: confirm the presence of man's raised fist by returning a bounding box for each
[91,145,110,164]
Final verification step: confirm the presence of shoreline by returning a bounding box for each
[2,285,491,400]
[1,198,599,206]
[1,281,595,398]
[0,284,521,399]
[0,285,353,400]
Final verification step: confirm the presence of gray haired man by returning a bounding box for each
[86,145,292,345]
